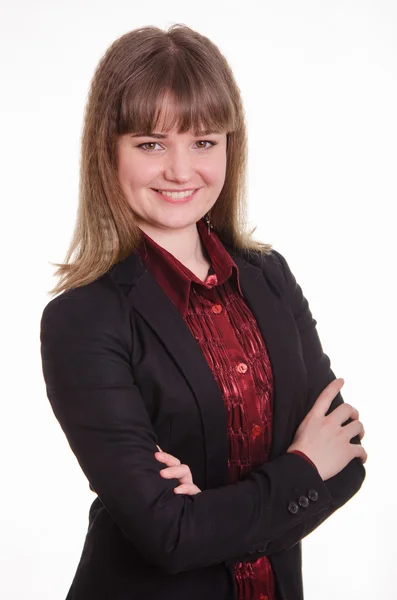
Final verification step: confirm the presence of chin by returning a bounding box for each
[155,209,205,227]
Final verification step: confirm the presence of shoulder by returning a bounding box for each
[40,275,134,390]
[40,273,130,340]
[242,247,286,271]
[235,246,293,291]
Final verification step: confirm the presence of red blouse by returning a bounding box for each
[137,217,317,600]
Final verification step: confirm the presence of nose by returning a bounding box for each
[163,147,195,183]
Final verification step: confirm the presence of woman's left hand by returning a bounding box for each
[155,445,202,495]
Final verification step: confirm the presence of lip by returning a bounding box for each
[151,188,200,204]
[153,187,200,192]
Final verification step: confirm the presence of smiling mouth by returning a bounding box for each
[153,188,197,194]
[151,188,200,202]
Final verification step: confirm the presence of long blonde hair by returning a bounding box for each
[49,23,272,296]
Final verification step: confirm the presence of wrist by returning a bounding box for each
[288,449,318,472]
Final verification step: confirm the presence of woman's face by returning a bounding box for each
[116,122,227,236]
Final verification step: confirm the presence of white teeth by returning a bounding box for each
[156,189,196,199]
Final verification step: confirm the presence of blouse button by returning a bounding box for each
[251,424,262,437]
[212,304,223,314]
[260,595,268,600]
[236,362,248,374]
[206,274,218,287]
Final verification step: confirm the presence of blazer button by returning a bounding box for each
[308,489,319,502]
[288,501,299,514]
[298,495,309,508]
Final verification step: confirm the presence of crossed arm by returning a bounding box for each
[40,253,365,573]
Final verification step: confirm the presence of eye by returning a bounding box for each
[195,140,217,150]
[138,142,161,152]
[137,140,218,152]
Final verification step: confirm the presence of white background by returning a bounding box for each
[1,1,396,598]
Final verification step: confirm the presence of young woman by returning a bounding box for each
[40,24,367,600]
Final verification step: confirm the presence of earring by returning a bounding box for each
[204,211,213,235]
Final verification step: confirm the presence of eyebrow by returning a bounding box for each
[130,130,221,139]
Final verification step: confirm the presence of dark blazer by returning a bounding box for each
[40,241,366,600]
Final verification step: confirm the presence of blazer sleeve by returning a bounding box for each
[226,249,366,563]
[41,277,337,575]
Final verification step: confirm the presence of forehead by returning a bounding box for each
[151,94,205,133]
[117,86,232,139]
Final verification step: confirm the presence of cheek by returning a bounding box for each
[117,156,151,190]
[203,154,227,186]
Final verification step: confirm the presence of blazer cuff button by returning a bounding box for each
[308,489,319,502]
[298,495,309,508]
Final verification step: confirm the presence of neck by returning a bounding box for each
[139,220,208,266]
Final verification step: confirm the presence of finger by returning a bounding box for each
[329,403,359,426]
[160,465,190,478]
[160,465,192,484]
[155,452,181,466]
[342,419,364,441]
[312,378,345,417]
[174,483,202,495]
[353,444,368,464]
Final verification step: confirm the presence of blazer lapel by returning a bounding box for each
[109,246,301,488]
[132,270,231,488]
[110,252,229,488]
[226,249,301,461]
